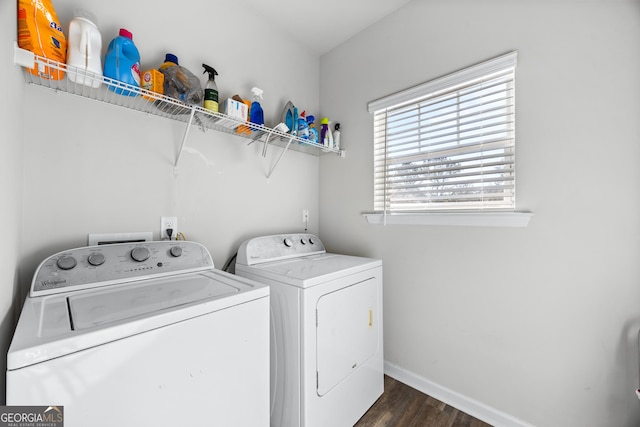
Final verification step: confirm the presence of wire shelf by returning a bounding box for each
[15,46,343,165]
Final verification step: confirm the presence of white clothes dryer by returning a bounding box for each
[235,233,383,427]
[7,241,269,427]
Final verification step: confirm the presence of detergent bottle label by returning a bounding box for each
[131,63,141,86]
[204,89,219,112]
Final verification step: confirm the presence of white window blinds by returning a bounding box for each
[369,52,517,213]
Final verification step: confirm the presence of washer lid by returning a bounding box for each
[67,273,236,330]
[7,270,268,370]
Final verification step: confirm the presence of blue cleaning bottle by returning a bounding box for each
[249,87,264,127]
[307,115,319,142]
[297,111,309,139]
[103,28,140,96]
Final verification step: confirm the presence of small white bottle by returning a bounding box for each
[333,123,341,150]
[327,122,334,150]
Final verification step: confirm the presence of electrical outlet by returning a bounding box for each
[302,210,309,223]
[160,216,178,240]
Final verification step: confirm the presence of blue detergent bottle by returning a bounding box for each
[103,28,140,96]
[307,115,318,142]
[297,111,309,139]
[249,87,264,126]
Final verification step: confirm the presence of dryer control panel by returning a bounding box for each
[31,241,214,297]
[236,233,326,266]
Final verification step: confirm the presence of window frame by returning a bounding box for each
[365,51,531,227]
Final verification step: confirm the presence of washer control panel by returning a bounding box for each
[236,233,326,266]
[31,241,214,297]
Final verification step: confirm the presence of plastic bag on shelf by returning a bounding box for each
[159,63,203,106]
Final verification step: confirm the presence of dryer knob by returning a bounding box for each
[300,238,307,245]
[308,238,315,245]
[57,255,77,270]
[284,238,293,247]
[170,246,183,257]
[87,252,106,266]
[131,247,150,262]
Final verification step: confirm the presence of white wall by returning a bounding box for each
[0,1,25,405]
[319,1,640,426]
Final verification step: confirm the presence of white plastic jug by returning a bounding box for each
[66,9,103,88]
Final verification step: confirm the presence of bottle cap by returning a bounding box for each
[73,8,98,25]
[119,28,133,39]
[320,117,329,125]
[165,53,178,65]
[251,87,263,99]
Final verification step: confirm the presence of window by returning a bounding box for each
[368,52,518,217]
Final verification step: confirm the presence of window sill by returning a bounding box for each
[363,212,532,227]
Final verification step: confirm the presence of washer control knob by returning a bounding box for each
[57,256,77,270]
[308,238,315,245]
[170,246,183,257]
[300,238,307,245]
[87,252,106,266]
[131,247,150,262]
[284,238,293,247]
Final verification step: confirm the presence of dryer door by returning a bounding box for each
[316,277,379,396]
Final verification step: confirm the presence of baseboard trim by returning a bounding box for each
[384,361,534,427]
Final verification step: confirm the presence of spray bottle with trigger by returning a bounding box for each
[202,64,219,113]
[249,87,265,127]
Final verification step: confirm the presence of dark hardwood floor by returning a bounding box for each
[354,376,493,427]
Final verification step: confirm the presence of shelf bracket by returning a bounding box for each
[262,131,274,157]
[174,107,196,172]
[266,135,295,179]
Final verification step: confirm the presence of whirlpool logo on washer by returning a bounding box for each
[0,406,64,427]
[40,279,66,288]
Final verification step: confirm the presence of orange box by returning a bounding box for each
[140,69,164,100]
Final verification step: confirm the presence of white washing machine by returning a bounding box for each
[235,233,383,427]
[7,240,269,427]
